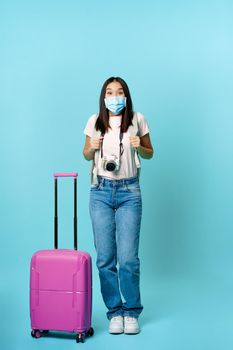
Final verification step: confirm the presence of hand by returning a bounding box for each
[129,136,140,149]
[90,137,103,151]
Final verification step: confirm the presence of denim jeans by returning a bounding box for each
[89,175,143,320]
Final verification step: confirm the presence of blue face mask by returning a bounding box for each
[104,96,126,115]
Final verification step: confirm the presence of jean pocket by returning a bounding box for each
[125,182,141,193]
[91,182,104,191]
[90,184,100,190]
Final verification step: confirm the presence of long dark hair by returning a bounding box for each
[95,77,134,134]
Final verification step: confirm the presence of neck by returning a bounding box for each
[109,112,122,117]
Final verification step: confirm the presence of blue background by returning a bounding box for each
[1,1,233,349]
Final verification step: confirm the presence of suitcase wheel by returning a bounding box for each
[31,329,41,338]
[87,327,94,337]
[76,333,85,343]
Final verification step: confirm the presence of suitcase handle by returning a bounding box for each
[54,173,78,250]
[54,172,78,178]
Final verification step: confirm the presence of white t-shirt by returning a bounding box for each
[84,112,149,180]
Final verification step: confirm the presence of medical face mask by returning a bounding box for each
[104,96,126,115]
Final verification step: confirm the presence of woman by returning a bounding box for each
[83,77,153,334]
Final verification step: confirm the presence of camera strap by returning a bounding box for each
[100,132,104,158]
[119,131,124,159]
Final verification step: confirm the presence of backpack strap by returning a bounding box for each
[128,113,141,172]
[91,115,101,185]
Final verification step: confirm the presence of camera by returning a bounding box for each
[102,155,120,172]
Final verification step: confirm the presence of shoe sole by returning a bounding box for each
[109,330,124,334]
[124,329,140,335]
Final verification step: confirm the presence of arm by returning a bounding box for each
[130,133,154,159]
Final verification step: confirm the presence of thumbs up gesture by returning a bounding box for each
[129,136,140,149]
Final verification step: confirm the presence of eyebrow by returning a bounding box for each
[106,87,124,91]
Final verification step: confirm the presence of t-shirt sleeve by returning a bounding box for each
[83,114,98,137]
[136,112,150,137]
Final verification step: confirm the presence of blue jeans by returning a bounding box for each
[89,175,143,320]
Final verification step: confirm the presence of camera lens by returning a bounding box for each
[106,162,116,171]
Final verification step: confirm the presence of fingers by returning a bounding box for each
[129,136,140,148]
[90,137,103,150]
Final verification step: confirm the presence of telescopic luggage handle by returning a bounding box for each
[53,172,78,250]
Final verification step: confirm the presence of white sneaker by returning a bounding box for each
[109,315,124,334]
[124,316,140,334]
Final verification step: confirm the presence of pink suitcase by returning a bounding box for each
[30,173,94,343]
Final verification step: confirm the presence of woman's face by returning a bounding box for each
[105,81,125,98]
